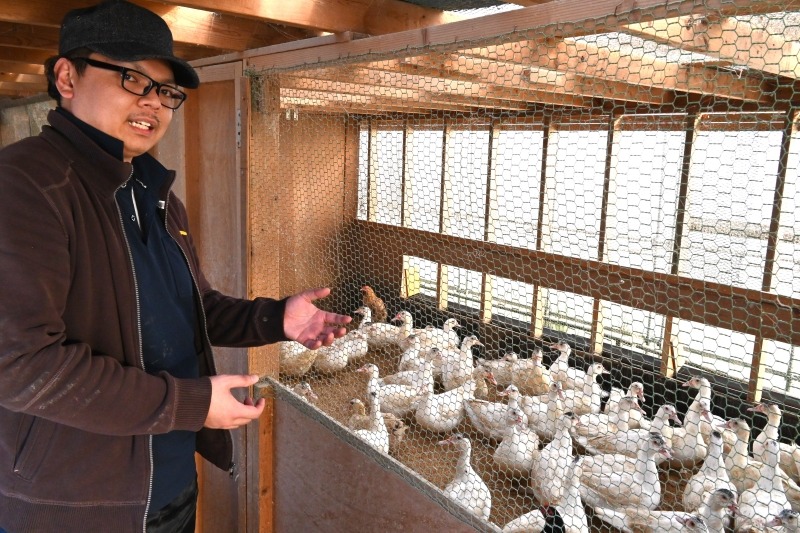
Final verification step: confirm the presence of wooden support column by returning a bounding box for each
[661,109,697,378]
[749,108,797,402]
[247,71,283,533]
[531,116,550,339]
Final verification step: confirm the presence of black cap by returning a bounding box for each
[59,0,199,88]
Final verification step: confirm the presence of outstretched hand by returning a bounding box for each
[284,287,351,349]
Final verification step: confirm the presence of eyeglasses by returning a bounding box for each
[79,58,187,110]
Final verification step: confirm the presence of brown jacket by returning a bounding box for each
[0,110,286,532]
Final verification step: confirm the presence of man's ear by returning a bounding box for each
[53,57,77,101]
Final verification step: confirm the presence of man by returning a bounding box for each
[0,1,350,532]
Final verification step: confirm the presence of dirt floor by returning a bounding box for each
[280,344,698,532]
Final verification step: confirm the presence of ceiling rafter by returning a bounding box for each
[0,0,317,52]
[624,15,800,79]
[465,39,769,103]
[287,61,592,108]
[279,75,531,112]
[154,0,462,35]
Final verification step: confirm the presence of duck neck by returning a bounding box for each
[457,445,473,476]
[765,412,781,440]
[703,440,723,472]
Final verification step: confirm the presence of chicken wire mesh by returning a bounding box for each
[247,3,800,531]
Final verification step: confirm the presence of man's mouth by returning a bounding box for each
[129,120,154,131]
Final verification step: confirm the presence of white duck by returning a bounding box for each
[278,340,316,376]
[414,317,460,351]
[396,333,426,373]
[313,329,368,373]
[667,397,711,469]
[524,381,567,442]
[360,309,412,348]
[593,509,710,533]
[438,433,492,521]
[749,402,800,484]
[513,347,552,396]
[492,407,540,476]
[530,412,580,506]
[682,429,737,512]
[503,455,588,533]
[723,417,800,514]
[573,396,645,454]
[440,335,484,391]
[561,362,608,415]
[464,384,529,441]
[766,509,800,531]
[353,390,390,454]
[682,375,731,448]
[291,381,318,403]
[593,487,735,533]
[380,357,433,389]
[548,341,582,390]
[414,366,494,433]
[357,363,429,418]
[604,381,647,429]
[580,403,681,459]
[736,439,789,532]
[579,432,671,510]
[479,351,520,387]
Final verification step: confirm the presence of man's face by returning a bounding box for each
[62,54,176,162]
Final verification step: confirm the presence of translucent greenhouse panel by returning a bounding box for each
[540,287,593,340]
[490,275,533,326]
[445,265,482,312]
[682,127,783,289]
[443,129,489,240]
[761,339,800,399]
[405,128,443,232]
[601,300,665,359]
[543,128,607,259]
[674,317,754,383]
[357,126,368,221]
[372,129,404,226]
[606,127,683,272]
[402,255,438,299]
[488,128,542,249]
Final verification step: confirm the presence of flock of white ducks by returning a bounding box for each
[279,302,800,532]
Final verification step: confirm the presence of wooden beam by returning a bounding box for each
[0,21,58,50]
[354,220,800,346]
[467,39,768,103]
[153,0,462,35]
[0,60,45,76]
[362,59,594,107]
[625,15,800,79]
[282,66,585,110]
[279,75,530,111]
[246,0,799,72]
[280,90,472,114]
[0,0,315,52]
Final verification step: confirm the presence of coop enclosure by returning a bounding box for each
[230,1,800,531]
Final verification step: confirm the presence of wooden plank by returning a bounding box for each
[0,0,313,52]
[625,15,800,79]
[0,60,45,75]
[155,0,462,35]
[280,87,489,113]
[0,21,58,50]
[279,76,531,111]
[353,220,800,346]
[245,0,796,71]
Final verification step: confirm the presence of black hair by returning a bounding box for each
[44,47,93,105]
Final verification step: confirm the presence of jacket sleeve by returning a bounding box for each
[166,193,290,347]
[0,154,210,436]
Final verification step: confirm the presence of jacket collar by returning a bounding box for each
[44,109,175,199]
